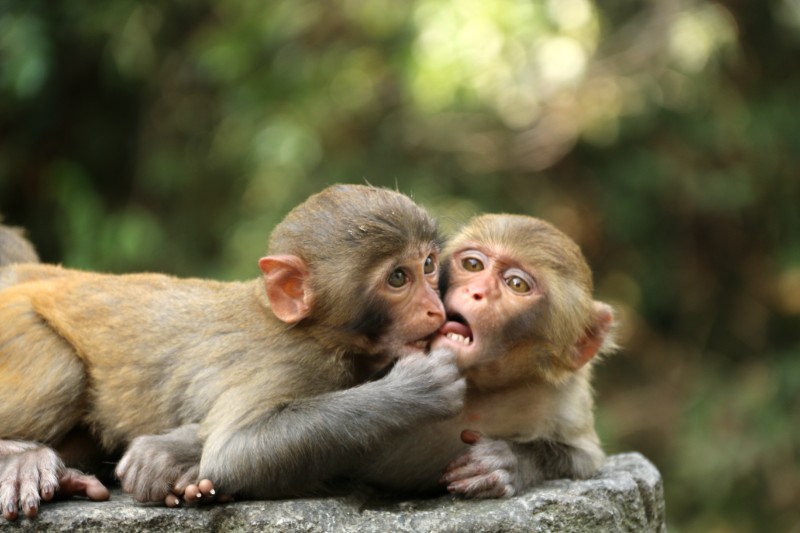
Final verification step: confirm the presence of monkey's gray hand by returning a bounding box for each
[440,431,519,498]
[384,348,466,419]
[116,425,204,506]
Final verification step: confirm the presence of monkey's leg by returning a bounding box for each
[534,435,605,481]
[0,295,96,520]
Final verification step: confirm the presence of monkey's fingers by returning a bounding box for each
[164,493,181,508]
[170,465,200,497]
[184,480,216,502]
[197,479,216,498]
[196,480,234,503]
[1,493,19,522]
[57,469,110,501]
[166,466,222,508]
[446,471,515,499]
[183,483,202,502]
[440,458,487,486]
[185,481,211,501]
[181,480,232,505]
[18,480,40,519]
[441,454,472,478]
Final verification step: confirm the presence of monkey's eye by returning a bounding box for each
[424,254,436,275]
[388,269,408,288]
[462,257,484,272]
[505,276,531,293]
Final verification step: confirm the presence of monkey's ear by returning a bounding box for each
[571,301,615,369]
[259,255,313,324]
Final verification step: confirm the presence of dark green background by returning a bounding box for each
[2,1,798,531]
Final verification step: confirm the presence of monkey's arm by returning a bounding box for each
[200,349,465,499]
[440,430,605,498]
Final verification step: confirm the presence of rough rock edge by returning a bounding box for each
[1,452,666,533]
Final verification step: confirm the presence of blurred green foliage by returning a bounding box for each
[1,0,799,531]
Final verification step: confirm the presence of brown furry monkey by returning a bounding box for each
[358,214,617,498]
[0,185,465,520]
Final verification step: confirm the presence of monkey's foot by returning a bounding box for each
[0,445,107,521]
[0,445,62,520]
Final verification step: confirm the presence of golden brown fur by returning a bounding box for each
[359,214,616,498]
[0,185,465,519]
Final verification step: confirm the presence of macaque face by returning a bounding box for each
[432,242,543,370]
[373,245,445,360]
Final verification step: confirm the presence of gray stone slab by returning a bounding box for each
[0,452,665,532]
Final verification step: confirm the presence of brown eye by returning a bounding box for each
[388,269,407,288]
[424,255,436,274]
[462,257,483,272]
[506,276,530,293]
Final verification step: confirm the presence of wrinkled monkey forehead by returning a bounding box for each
[445,214,591,285]
[342,223,438,260]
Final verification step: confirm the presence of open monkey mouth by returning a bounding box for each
[439,313,474,347]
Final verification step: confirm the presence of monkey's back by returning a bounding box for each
[0,264,352,450]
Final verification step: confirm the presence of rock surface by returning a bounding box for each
[1,453,665,532]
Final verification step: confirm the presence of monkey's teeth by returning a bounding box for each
[446,332,472,346]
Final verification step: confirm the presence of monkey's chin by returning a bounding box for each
[389,338,432,359]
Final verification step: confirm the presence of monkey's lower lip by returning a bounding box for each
[438,318,474,346]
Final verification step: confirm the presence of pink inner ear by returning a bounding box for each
[572,302,614,369]
[259,255,312,324]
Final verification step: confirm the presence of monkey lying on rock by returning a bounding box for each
[176,213,618,503]
[358,213,618,498]
[0,185,466,520]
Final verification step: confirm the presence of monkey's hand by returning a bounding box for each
[385,348,466,419]
[116,424,223,506]
[0,441,108,521]
[440,430,522,499]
